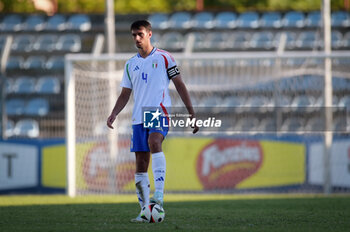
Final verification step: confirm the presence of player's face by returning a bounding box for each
[131,27,152,49]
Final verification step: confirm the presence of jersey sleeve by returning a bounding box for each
[120,62,132,89]
[162,52,180,80]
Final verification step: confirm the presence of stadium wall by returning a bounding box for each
[1,134,350,194]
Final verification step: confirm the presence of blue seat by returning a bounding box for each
[281,118,305,132]
[231,32,251,49]
[192,12,214,29]
[36,76,61,94]
[1,14,22,31]
[5,120,15,137]
[13,77,36,94]
[274,31,297,49]
[168,12,192,29]
[296,31,319,49]
[283,11,305,28]
[67,14,91,31]
[214,12,237,29]
[260,12,282,28]
[11,35,35,52]
[46,14,66,31]
[5,79,13,94]
[184,32,206,51]
[249,32,274,49]
[56,34,81,52]
[236,12,259,28]
[33,34,58,52]
[331,11,350,27]
[46,56,64,71]
[23,56,46,70]
[6,98,26,115]
[331,31,343,49]
[25,98,49,116]
[206,32,229,50]
[148,13,169,29]
[343,32,350,48]
[14,119,40,138]
[0,35,6,50]
[161,32,184,51]
[23,15,45,31]
[6,56,24,70]
[306,11,321,27]
[235,117,260,132]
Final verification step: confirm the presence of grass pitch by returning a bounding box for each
[0,194,349,232]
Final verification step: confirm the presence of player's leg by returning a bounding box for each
[130,124,151,222]
[148,131,166,206]
[134,151,151,209]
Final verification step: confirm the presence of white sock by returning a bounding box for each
[152,152,166,197]
[135,172,150,209]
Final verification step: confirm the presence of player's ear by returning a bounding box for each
[148,30,152,38]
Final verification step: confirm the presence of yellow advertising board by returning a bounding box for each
[41,138,305,191]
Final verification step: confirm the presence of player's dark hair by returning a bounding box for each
[130,20,152,32]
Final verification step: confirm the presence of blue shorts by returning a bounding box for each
[130,120,169,152]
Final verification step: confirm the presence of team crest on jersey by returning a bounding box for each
[152,60,158,69]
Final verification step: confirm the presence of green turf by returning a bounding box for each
[0,194,349,232]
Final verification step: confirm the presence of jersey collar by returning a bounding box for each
[137,47,157,58]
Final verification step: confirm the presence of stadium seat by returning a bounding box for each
[25,98,50,116]
[12,77,36,94]
[199,96,222,107]
[46,56,64,71]
[330,31,343,49]
[56,34,81,52]
[23,56,46,70]
[305,118,324,132]
[305,11,321,27]
[235,117,260,132]
[150,32,161,48]
[230,32,251,49]
[1,14,22,31]
[66,14,91,31]
[296,31,319,49]
[214,12,237,29]
[5,79,13,94]
[185,32,206,51]
[36,76,61,94]
[246,95,273,112]
[161,32,184,51]
[33,34,58,52]
[11,35,35,52]
[260,12,282,28]
[343,32,350,48]
[168,12,192,29]
[291,95,317,112]
[6,56,24,70]
[206,32,229,51]
[148,13,169,29]
[281,118,305,132]
[283,11,305,28]
[6,98,26,115]
[236,12,259,29]
[5,120,15,138]
[338,96,350,112]
[274,31,297,50]
[192,12,215,29]
[46,14,66,31]
[13,119,40,138]
[258,118,277,132]
[23,15,45,31]
[249,32,274,49]
[333,117,347,132]
[0,35,6,50]
[331,11,350,27]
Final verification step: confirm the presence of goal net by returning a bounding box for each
[65,52,350,197]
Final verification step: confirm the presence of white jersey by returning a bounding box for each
[121,47,180,125]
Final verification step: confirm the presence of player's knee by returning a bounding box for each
[148,137,162,153]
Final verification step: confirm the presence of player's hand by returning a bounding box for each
[190,116,199,134]
[107,114,116,129]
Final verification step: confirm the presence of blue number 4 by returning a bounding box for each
[142,72,148,83]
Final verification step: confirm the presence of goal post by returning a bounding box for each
[65,51,350,197]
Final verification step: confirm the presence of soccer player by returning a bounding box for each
[107,20,198,222]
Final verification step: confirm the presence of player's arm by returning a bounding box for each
[172,74,199,134]
[107,87,132,129]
